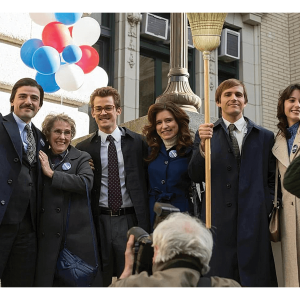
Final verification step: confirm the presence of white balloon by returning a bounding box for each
[55,64,84,91]
[72,17,101,46]
[76,66,108,95]
[29,13,56,26]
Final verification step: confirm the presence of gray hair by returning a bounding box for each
[152,213,213,275]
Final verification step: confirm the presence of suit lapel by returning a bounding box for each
[3,113,23,161]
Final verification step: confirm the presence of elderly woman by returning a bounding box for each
[142,101,194,230]
[34,113,101,287]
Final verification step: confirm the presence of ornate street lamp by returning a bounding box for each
[156,13,201,112]
[187,13,227,228]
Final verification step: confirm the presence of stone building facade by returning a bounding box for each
[1,12,299,138]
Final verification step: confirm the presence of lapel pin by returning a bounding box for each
[40,138,45,147]
[169,150,177,158]
[62,162,71,171]
[292,144,298,154]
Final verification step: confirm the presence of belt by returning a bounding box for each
[99,206,135,216]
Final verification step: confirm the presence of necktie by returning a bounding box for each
[228,124,241,166]
[107,135,122,212]
[25,124,36,164]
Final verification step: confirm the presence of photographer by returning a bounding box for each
[109,213,240,287]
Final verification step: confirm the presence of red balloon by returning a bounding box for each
[76,45,99,74]
[42,22,71,53]
[68,26,73,37]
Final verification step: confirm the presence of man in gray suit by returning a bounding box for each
[0,78,47,287]
[76,86,150,286]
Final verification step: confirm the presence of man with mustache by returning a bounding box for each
[0,78,47,286]
[76,86,149,286]
[188,79,278,287]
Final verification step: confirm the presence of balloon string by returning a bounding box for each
[61,96,63,105]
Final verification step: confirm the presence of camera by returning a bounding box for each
[127,202,180,275]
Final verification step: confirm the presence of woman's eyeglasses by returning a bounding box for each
[52,129,72,137]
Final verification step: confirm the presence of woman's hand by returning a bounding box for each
[39,150,54,178]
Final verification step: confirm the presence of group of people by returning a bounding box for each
[0,76,300,287]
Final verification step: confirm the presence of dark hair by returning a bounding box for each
[276,83,300,138]
[10,78,44,112]
[142,101,193,162]
[89,86,121,109]
[215,78,248,104]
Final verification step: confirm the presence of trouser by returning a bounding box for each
[98,212,137,287]
[0,208,37,287]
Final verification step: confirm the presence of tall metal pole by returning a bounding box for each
[156,13,201,112]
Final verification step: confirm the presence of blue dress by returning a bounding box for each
[148,144,192,229]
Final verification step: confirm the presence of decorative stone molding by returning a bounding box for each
[241,13,263,25]
[126,13,142,69]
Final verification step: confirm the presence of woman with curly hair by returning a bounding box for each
[143,101,194,230]
[272,83,300,287]
[34,113,102,287]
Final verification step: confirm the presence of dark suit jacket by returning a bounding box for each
[76,127,150,234]
[0,112,48,226]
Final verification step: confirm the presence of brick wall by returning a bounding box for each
[261,13,291,134]
[261,13,300,134]
[289,13,300,83]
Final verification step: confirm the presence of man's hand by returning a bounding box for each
[119,235,135,279]
[198,123,214,152]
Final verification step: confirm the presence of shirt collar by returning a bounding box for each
[98,126,122,144]
[12,112,32,133]
[287,122,299,138]
[222,116,246,132]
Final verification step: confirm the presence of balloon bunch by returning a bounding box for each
[21,13,102,93]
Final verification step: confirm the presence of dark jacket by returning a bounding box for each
[0,112,47,226]
[148,144,193,228]
[34,146,99,287]
[188,117,277,287]
[283,155,300,198]
[76,127,150,235]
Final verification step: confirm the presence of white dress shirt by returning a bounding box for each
[12,112,32,152]
[98,127,132,208]
[222,116,248,153]
[199,116,248,157]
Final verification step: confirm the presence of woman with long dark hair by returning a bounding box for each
[143,101,194,229]
[272,83,300,287]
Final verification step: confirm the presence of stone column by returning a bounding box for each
[114,13,142,124]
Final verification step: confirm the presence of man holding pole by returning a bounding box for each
[188,79,277,287]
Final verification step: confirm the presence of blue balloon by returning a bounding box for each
[20,39,44,69]
[32,46,61,75]
[54,13,82,25]
[35,72,60,93]
[62,45,82,63]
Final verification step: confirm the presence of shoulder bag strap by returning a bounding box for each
[274,160,278,208]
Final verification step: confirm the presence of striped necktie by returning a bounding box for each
[25,124,36,164]
[228,124,241,167]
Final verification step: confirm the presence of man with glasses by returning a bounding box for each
[0,78,48,286]
[76,86,150,286]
